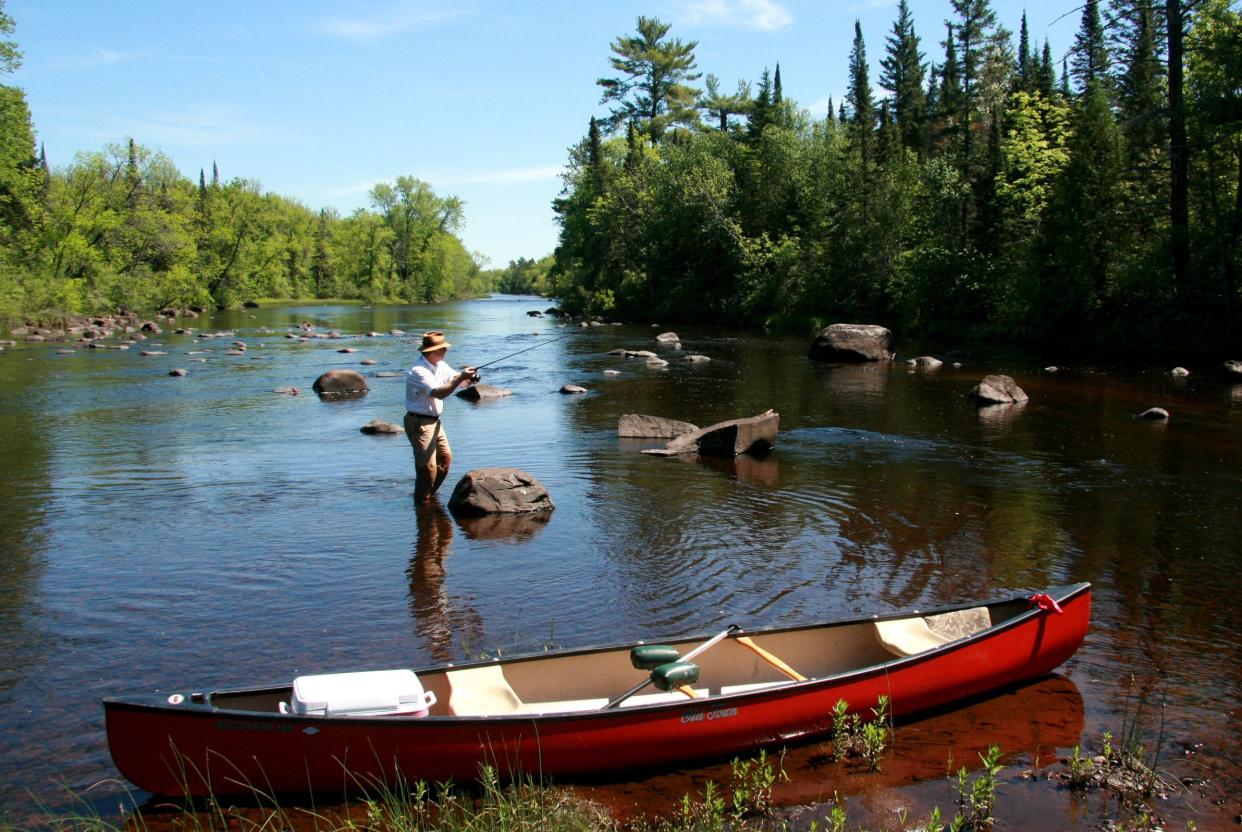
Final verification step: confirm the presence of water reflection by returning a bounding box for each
[454,511,551,542]
[406,501,482,662]
[814,363,892,397]
[681,451,781,486]
[582,674,1084,824]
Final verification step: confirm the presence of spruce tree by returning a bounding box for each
[1015,11,1035,92]
[948,0,999,160]
[1070,0,1109,93]
[880,0,927,152]
[1038,39,1056,98]
[1114,0,1165,159]
[748,68,773,143]
[848,19,876,165]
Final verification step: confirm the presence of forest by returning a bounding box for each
[550,1,1242,350]
[0,4,494,322]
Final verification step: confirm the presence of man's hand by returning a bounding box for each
[461,366,480,385]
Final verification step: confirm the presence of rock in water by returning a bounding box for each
[643,410,779,458]
[457,383,513,401]
[655,332,680,343]
[560,384,588,394]
[618,414,700,438]
[809,324,893,362]
[969,374,1029,405]
[448,468,555,516]
[312,369,369,398]
[1221,360,1242,378]
[1136,407,1170,421]
[360,419,404,434]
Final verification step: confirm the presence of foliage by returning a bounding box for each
[0,10,490,323]
[550,8,1242,352]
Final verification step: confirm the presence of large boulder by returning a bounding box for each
[969,374,1028,405]
[312,368,369,397]
[809,324,893,362]
[643,410,779,458]
[618,414,700,438]
[448,468,555,516]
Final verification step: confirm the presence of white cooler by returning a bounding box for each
[289,669,436,717]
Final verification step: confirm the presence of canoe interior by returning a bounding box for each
[205,597,1035,719]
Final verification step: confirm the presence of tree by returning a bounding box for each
[369,176,464,303]
[597,16,702,143]
[0,0,20,75]
[1070,0,1109,93]
[699,74,752,133]
[880,0,928,152]
[848,20,876,165]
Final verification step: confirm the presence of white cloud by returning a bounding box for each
[51,48,134,70]
[115,107,276,148]
[676,0,793,31]
[315,2,470,39]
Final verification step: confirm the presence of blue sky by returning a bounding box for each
[8,0,1082,268]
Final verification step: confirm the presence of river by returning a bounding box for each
[1,295,1240,829]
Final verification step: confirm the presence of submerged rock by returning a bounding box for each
[969,374,1029,405]
[618,414,700,439]
[312,368,369,397]
[643,410,779,458]
[448,468,555,516]
[809,324,893,362]
[560,384,588,394]
[1136,407,1170,421]
[360,419,404,435]
[457,383,512,401]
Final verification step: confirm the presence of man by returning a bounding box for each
[405,331,478,502]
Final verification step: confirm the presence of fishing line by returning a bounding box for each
[472,331,577,371]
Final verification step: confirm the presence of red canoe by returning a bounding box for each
[104,582,1091,797]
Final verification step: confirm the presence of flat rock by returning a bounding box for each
[809,324,893,362]
[274,386,300,395]
[560,384,588,394]
[603,369,621,376]
[139,350,167,356]
[360,359,378,365]
[457,383,513,401]
[646,357,668,368]
[374,371,403,378]
[907,355,943,368]
[1137,407,1170,421]
[312,368,369,397]
[448,467,555,516]
[618,414,700,439]
[655,332,681,343]
[338,347,358,353]
[643,410,779,458]
[969,374,1029,405]
[685,354,711,363]
[360,419,404,435]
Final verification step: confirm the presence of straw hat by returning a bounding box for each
[419,331,451,353]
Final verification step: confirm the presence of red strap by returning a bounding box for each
[1030,593,1063,614]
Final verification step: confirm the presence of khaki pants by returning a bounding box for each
[405,413,452,501]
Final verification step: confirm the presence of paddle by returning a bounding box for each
[604,624,740,709]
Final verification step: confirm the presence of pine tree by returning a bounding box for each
[848,20,876,165]
[935,23,964,154]
[1114,0,1165,159]
[699,74,752,133]
[948,0,999,160]
[597,16,702,143]
[1038,39,1056,98]
[1015,11,1035,92]
[880,0,927,152]
[748,68,774,143]
[1070,0,1109,93]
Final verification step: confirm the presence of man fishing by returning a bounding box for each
[405,331,479,503]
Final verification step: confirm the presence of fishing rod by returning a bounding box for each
[471,331,577,372]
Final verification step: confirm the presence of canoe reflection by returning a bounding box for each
[579,674,1084,823]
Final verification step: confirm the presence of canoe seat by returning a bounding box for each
[445,665,522,716]
[875,607,992,658]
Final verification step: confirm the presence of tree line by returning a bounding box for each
[0,3,493,323]
[550,1,1242,351]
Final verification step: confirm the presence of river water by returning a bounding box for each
[1,295,1240,829]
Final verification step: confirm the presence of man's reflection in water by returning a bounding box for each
[407,499,482,662]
